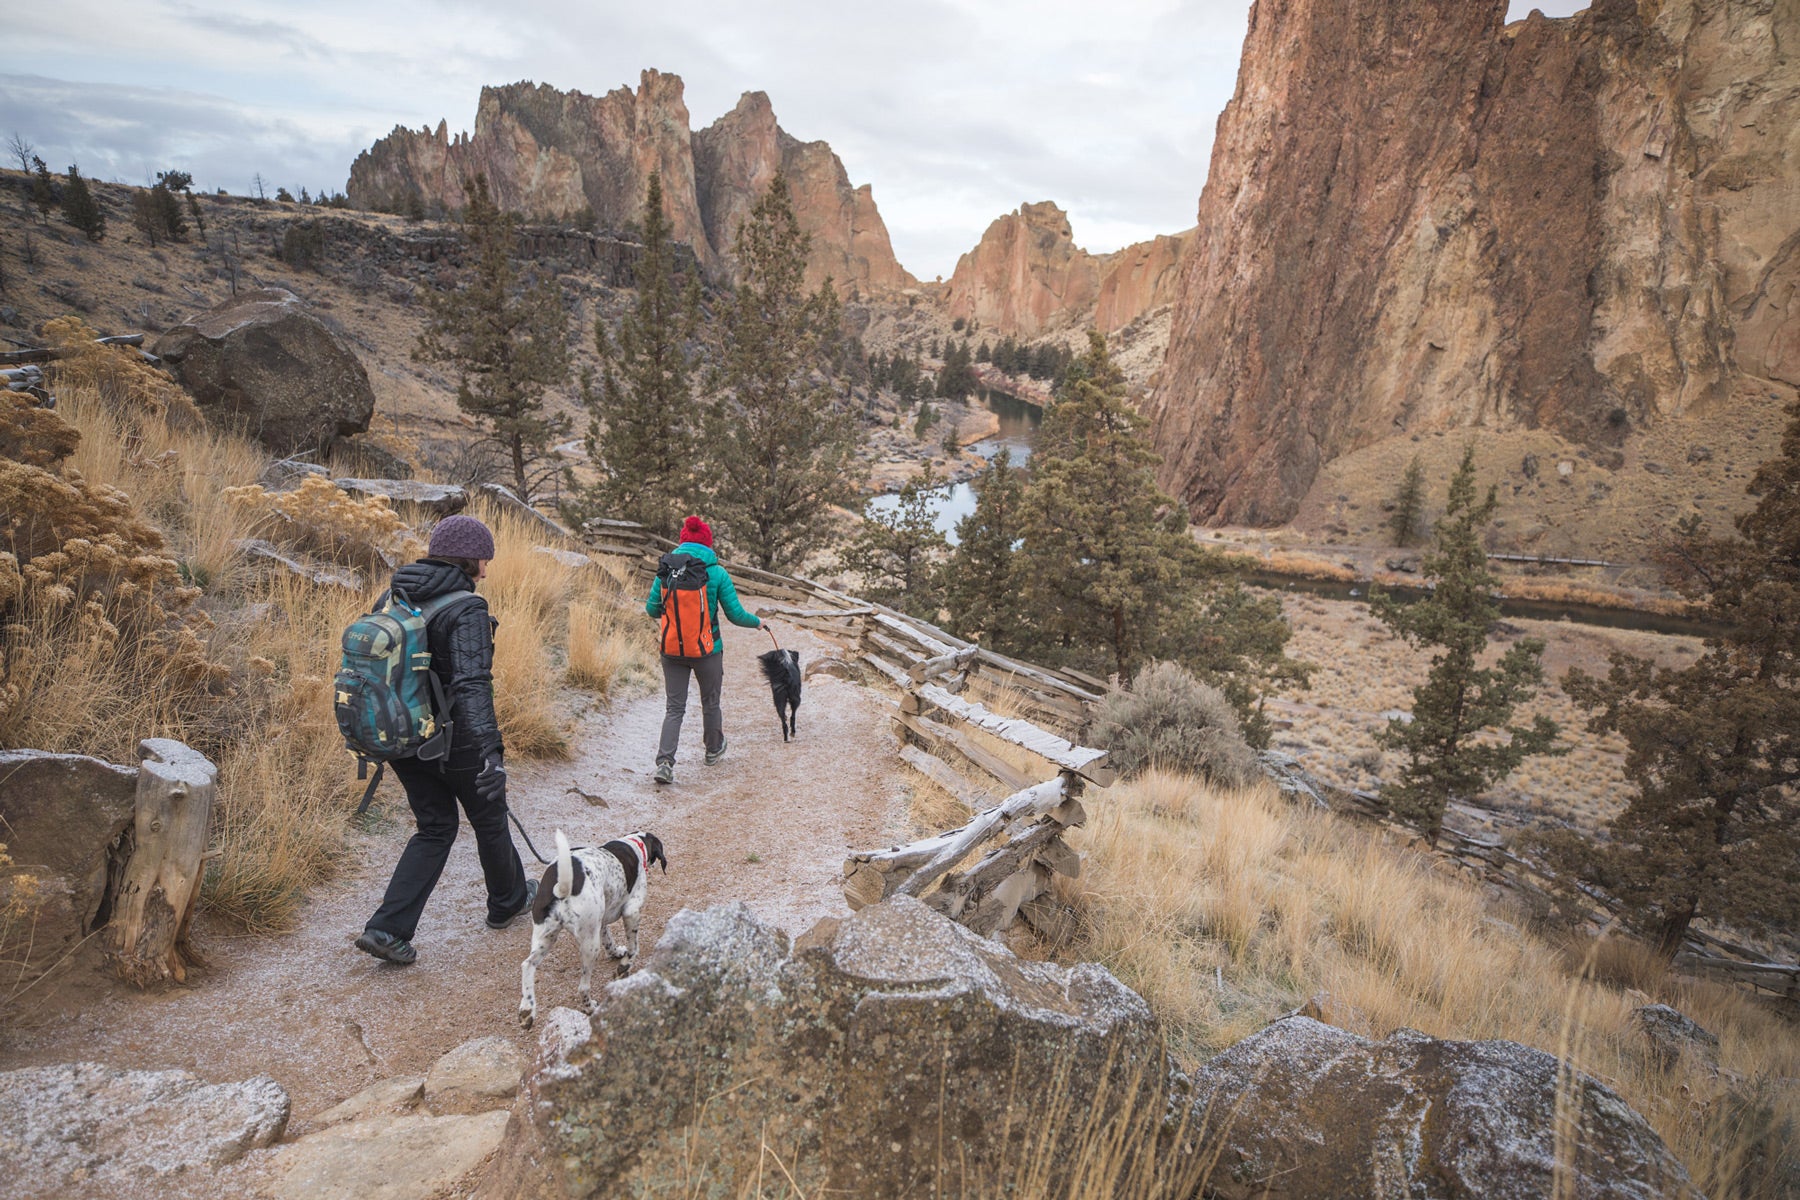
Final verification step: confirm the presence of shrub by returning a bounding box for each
[1091,660,1256,788]
[226,475,421,576]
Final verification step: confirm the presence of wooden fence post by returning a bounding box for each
[104,738,216,986]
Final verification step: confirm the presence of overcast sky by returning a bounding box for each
[1,0,1586,280]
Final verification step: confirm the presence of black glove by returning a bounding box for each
[475,754,507,804]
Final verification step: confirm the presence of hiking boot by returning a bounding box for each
[354,928,417,966]
[654,760,675,785]
[704,738,728,766]
[487,880,538,930]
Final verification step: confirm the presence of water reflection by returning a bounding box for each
[868,385,1041,545]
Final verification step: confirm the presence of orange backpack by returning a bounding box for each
[656,552,715,657]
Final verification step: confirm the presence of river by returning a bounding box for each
[866,385,1043,543]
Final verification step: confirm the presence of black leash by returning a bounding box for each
[508,805,553,865]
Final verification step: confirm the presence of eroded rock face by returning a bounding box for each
[423,1036,523,1117]
[1148,0,1800,525]
[348,73,914,296]
[0,1062,289,1196]
[0,750,136,977]
[478,899,1180,1198]
[943,204,1189,338]
[153,289,375,457]
[1193,1017,1698,1200]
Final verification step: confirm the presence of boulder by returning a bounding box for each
[0,1062,289,1196]
[1632,1004,1721,1075]
[308,1076,424,1130]
[478,482,575,541]
[331,478,467,519]
[479,898,1181,1199]
[258,457,331,491]
[0,750,137,975]
[153,288,375,457]
[268,1110,508,1200]
[235,539,363,592]
[423,1036,523,1116]
[1191,1016,1698,1200]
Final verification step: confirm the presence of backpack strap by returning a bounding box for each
[353,759,385,818]
[415,590,481,760]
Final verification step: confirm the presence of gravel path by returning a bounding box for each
[0,622,910,1127]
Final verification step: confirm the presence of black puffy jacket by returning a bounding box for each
[385,558,503,758]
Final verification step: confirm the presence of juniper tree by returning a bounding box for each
[1371,444,1560,845]
[943,448,1028,649]
[1540,402,1800,958]
[580,172,701,537]
[61,165,105,241]
[838,465,949,615]
[415,175,570,500]
[1389,454,1426,547]
[700,173,862,572]
[31,157,55,222]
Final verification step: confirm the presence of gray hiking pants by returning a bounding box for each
[658,652,724,764]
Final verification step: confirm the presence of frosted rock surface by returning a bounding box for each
[0,1061,289,1197]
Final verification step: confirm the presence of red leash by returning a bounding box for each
[763,624,781,651]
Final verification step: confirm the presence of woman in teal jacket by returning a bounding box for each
[645,515,762,784]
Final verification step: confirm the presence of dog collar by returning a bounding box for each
[623,835,650,872]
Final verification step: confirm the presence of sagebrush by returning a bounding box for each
[1091,660,1255,787]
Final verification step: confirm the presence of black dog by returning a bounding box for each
[757,648,802,741]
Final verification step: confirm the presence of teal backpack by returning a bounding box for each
[334,588,475,814]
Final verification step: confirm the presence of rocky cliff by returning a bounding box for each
[347,72,915,295]
[1147,0,1800,526]
[942,201,1192,337]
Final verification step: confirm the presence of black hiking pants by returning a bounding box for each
[364,747,528,941]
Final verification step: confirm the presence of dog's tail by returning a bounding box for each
[554,829,574,900]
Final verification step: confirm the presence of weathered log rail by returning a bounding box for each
[575,517,1113,940]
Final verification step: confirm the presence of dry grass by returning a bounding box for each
[1267,594,1704,831]
[1071,770,1800,1198]
[2,379,621,930]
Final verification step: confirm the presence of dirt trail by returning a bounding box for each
[1,623,910,1126]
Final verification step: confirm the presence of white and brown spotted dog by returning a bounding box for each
[517,828,666,1028]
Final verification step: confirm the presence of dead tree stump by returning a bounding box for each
[104,738,216,985]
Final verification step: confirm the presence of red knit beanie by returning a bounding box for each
[679,515,713,547]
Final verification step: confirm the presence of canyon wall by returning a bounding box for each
[347,72,915,295]
[1146,0,1800,525]
[942,201,1192,337]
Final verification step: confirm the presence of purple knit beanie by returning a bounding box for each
[427,514,496,560]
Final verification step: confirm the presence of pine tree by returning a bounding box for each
[1540,402,1800,957]
[838,465,949,615]
[1371,445,1560,845]
[415,175,570,500]
[1016,331,1216,676]
[1389,454,1426,547]
[944,448,1028,649]
[31,157,55,222]
[700,173,862,571]
[61,165,105,241]
[936,339,977,400]
[580,172,700,538]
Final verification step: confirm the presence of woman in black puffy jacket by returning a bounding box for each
[355,515,534,966]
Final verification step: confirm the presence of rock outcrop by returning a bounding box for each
[153,289,376,457]
[0,750,137,980]
[1148,0,1800,525]
[479,899,1184,1199]
[942,202,1191,337]
[0,1062,289,1197]
[1192,1016,1699,1200]
[348,72,915,295]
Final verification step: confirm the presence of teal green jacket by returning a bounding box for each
[645,542,761,656]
